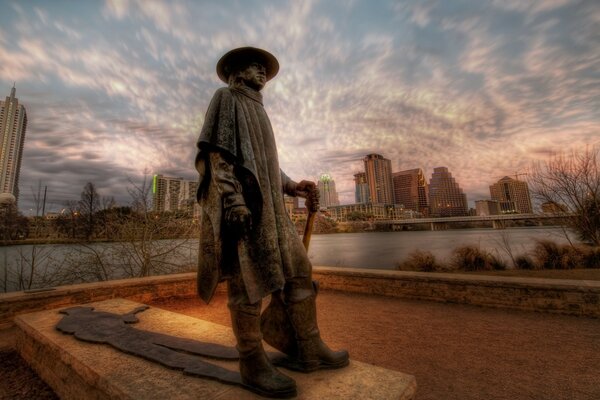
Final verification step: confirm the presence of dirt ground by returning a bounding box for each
[150,291,600,400]
[0,350,57,400]
[2,291,599,400]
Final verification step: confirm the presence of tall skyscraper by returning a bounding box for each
[392,168,429,214]
[489,176,533,214]
[428,167,468,217]
[152,174,198,214]
[363,153,393,204]
[0,85,27,205]
[317,173,339,208]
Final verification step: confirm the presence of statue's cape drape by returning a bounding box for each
[195,87,310,304]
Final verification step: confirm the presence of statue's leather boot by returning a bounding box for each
[231,306,297,398]
[286,295,349,372]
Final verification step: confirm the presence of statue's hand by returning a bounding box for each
[296,180,316,198]
[225,205,252,237]
[296,180,319,212]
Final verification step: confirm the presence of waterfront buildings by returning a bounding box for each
[541,201,568,214]
[354,172,369,204]
[283,195,301,218]
[317,173,340,208]
[363,153,394,204]
[0,86,27,205]
[489,176,533,214]
[327,203,403,221]
[428,167,468,217]
[152,174,199,216]
[392,168,429,215]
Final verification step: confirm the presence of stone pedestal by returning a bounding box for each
[15,298,416,399]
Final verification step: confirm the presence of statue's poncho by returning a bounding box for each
[195,86,311,304]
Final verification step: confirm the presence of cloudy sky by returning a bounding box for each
[1,0,598,214]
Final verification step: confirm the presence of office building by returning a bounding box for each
[317,173,339,208]
[428,167,468,217]
[392,168,429,215]
[152,174,199,215]
[475,200,500,216]
[0,85,27,205]
[489,176,533,214]
[364,153,393,204]
[354,172,369,204]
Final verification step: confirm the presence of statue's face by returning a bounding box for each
[239,62,267,91]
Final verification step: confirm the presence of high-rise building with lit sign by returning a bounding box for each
[317,173,339,208]
[153,174,198,215]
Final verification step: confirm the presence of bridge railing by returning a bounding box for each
[375,213,572,225]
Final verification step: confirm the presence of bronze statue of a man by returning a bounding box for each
[195,47,348,397]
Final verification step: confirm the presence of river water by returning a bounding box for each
[0,226,576,292]
[307,226,575,269]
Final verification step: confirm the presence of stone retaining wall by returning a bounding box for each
[1,267,599,328]
[313,267,600,317]
[0,274,205,330]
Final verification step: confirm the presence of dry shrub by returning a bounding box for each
[451,245,507,271]
[396,250,445,272]
[532,240,563,269]
[532,240,586,270]
[582,247,600,269]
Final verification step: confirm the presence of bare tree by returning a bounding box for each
[109,173,197,277]
[56,200,81,239]
[0,202,28,241]
[79,182,100,240]
[529,146,600,246]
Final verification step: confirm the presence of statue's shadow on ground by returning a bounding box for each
[56,306,290,393]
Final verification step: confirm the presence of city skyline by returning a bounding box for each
[0,1,598,214]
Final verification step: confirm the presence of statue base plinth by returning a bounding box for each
[14,298,416,399]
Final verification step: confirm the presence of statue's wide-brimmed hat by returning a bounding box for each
[216,47,279,83]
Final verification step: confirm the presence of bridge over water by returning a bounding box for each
[375,213,569,230]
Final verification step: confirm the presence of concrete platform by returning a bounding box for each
[14,298,416,399]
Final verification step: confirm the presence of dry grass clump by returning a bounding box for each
[514,255,537,270]
[396,250,445,272]
[396,241,599,274]
[451,245,507,271]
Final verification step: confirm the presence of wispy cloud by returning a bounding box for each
[0,0,597,211]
